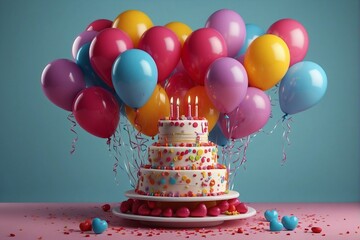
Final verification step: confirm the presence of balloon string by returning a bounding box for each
[225,114,230,134]
[111,129,120,184]
[67,113,78,155]
[240,135,251,166]
[281,115,293,164]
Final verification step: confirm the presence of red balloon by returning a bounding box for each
[73,87,120,138]
[86,19,112,31]
[181,28,227,85]
[267,18,309,66]
[89,28,133,88]
[165,71,195,102]
[138,26,181,83]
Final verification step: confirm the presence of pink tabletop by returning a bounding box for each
[0,202,359,239]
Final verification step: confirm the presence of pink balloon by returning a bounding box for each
[205,9,246,57]
[219,87,271,139]
[205,57,248,113]
[181,28,227,85]
[41,59,86,111]
[267,18,309,66]
[86,19,112,31]
[89,28,133,88]
[138,26,181,83]
[72,30,98,59]
[165,71,195,102]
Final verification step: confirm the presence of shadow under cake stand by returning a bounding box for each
[112,190,256,228]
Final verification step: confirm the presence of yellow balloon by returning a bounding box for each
[165,21,192,46]
[244,34,290,91]
[112,10,153,48]
[125,85,170,137]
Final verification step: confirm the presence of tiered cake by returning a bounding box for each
[135,116,229,197]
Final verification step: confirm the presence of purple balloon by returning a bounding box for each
[205,9,246,57]
[41,59,86,111]
[205,57,248,113]
[72,30,98,59]
[219,87,271,139]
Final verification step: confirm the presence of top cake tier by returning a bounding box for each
[158,118,209,145]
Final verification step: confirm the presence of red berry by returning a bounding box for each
[228,204,236,212]
[120,201,130,213]
[101,203,111,212]
[311,227,322,233]
[147,201,156,209]
[138,203,151,216]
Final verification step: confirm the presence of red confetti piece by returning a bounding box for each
[102,203,111,212]
[9,233,15,237]
[311,227,322,233]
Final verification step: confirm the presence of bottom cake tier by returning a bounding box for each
[136,167,228,197]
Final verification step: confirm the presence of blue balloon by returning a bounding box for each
[209,123,229,147]
[279,61,327,115]
[76,43,126,115]
[112,49,158,109]
[237,23,265,57]
[76,43,110,89]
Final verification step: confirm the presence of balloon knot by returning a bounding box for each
[282,113,288,122]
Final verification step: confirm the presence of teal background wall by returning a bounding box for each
[0,0,359,202]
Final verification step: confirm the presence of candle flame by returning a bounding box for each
[170,97,173,104]
[188,95,191,104]
[176,98,180,106]
[195,96,198,104]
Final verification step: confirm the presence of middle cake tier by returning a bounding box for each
[148,142,218,169]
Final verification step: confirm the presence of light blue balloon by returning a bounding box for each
[112,49,158,109]
[279,61,327,115]
[209,123,229,147]
[76,43,126,115]
[237,23,265,57]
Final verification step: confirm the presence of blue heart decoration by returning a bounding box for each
[92,218,108,234]
[270,220,284,232]
[281,215,299,230]
[264,209,278,222]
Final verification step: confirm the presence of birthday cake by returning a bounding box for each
[135,116,229,197]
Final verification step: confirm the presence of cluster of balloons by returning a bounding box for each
[41,9,327,143]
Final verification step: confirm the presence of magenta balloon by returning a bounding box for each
[72,30,98,59]
[205,57,248,113]
[86,19,112,31]
[89,28,133,88]
[138,26,181,83]
[205,9,246,57]
[219,87,271,139]
[41,59,86,111]
[267,18,309,66]
[181,28,227,85]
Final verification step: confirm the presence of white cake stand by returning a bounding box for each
[112,190,256,228]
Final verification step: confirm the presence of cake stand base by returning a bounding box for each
[112,190,256,228]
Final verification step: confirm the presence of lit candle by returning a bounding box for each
[170,97,174,118]
[176,98,180,119]
[187,96,191,117]
[195,96,198,118]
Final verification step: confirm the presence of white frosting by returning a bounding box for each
[148,145,218,169]
[135,118,229,197]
